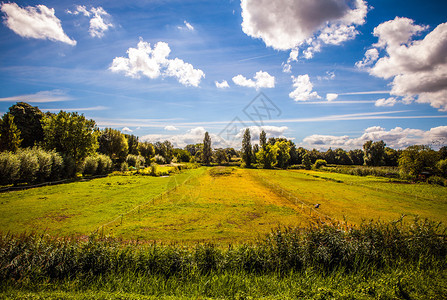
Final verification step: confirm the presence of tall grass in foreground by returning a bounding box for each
[0,218,445,280]
[0,218,445,298]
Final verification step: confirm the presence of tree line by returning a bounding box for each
[1,102,446,185]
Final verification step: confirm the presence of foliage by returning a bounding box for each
[399,145,439,179]
[273,140,290,169]
[0,151,20,185]
[314,159,327,169]
[363,140,386,166]
[82,156,98,175]
[0,113,22,152]
[98,128,128,163]
[302,152,311,170]
[213,148,228,164]
[202,132,212,165]
[126,154,145,168]
[124,134,139,155]
[7,102,44,148]
[259,130,266,148]
[154,141,173,163]
[42,111,99,166]
[120,161,128,172]
[348,149,364,165]
[241,128,253,167]
[153,154,166,164]
[137,142,155,162]
[436,159,447,178]
[322,165,399,178]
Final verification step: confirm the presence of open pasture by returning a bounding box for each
[0,167,446,243]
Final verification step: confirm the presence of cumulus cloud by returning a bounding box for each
[303,125,447,150]
[240,0,367,58]
[141,127,208,148]
[232,71,275,89]
[289,74,321,101]
[67,5,113,38]
[215,80,230,88]
[375,97,397,107]
[1,3,76,45]
[235,126,289,142]
[122,127,133,133]
[357,17,447,111]
[355,48,379,68]
[164,125,178,131]
[326,93,338,101]
[109,39,205,87]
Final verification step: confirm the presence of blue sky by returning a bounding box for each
[0,0,446,149]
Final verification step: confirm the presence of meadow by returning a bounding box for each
[0,166,446,298]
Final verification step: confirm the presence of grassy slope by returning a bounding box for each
[249,169,447,225]
[0,168,206,236]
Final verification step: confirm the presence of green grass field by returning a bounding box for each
[1,167,446,299]
[0,167,445,242]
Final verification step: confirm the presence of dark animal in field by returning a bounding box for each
[314,204,320,208]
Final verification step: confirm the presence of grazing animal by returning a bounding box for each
[314,204,320,208]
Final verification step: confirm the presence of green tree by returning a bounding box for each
[363,140,386,166]
[348,149,364,165]
[241,128,253,167]
[384,147,400,166]
[98,128,128,162]
[256,144,277,169]
[0,113,22,152]
[125,134,139,155]
[302,152,312,170]
[138,142,155,162]
[274,140,290,169]
[154,141,174,163]
[214,148,228,164]
[259,130,267,149]
[398,145,439,178]
[8,102,44,148]
[438,146,447,160]
[202,132,212,165]
[335,148,352,165]
[41,111,99,166]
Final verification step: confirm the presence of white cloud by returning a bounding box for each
[141,127,208,148]
[109,39,205,87]
[122,127,133,133]
[355,48,379,68]
[67,5,113,38]
[317,71,336,81]
[0,90,72,103]
[241,0,367,58]
[303,125,447,150]
[164,125,178,131]
[358,17,447,111]
[184,20,194,31]
[1,3,76,45]
[326,93,338,101]
[235,126,289,142]
[215,80,230,88]
[289,74,321,101]
[232,71,275,89]
[282,63,292,73]
[375,97,398,107]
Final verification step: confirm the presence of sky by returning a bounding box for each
[0,0,446,150]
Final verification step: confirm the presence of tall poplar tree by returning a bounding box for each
[202,132,212,165]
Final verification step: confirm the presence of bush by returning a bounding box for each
[96,154,113,175]
[427,176,446,186]
[35,148,53,182]
[126,154,145,169]
[49,151,64,181]
[63,155,76,178]
[314,159,327,169]
[120,161,128,172]
[0,151,19,185]
[153,154,166,165]
[150,163,158,176]
[436,159,447,178]
[82,156,98,175]
[16,149,39,184]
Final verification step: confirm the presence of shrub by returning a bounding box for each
[314,159,327,169]
[427,176,446,186]
[150,163,158,176]
[82,156,98,175]
[96,154,113,175]
[120,161,128,172]
[126,154,145,169]
[0,151,19,185]
[35,147,53,182]
[17,149,39,184]
[49,151,64,181]
[63,155,76,178]
[153,154,166,165]
[436,159,447,178]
